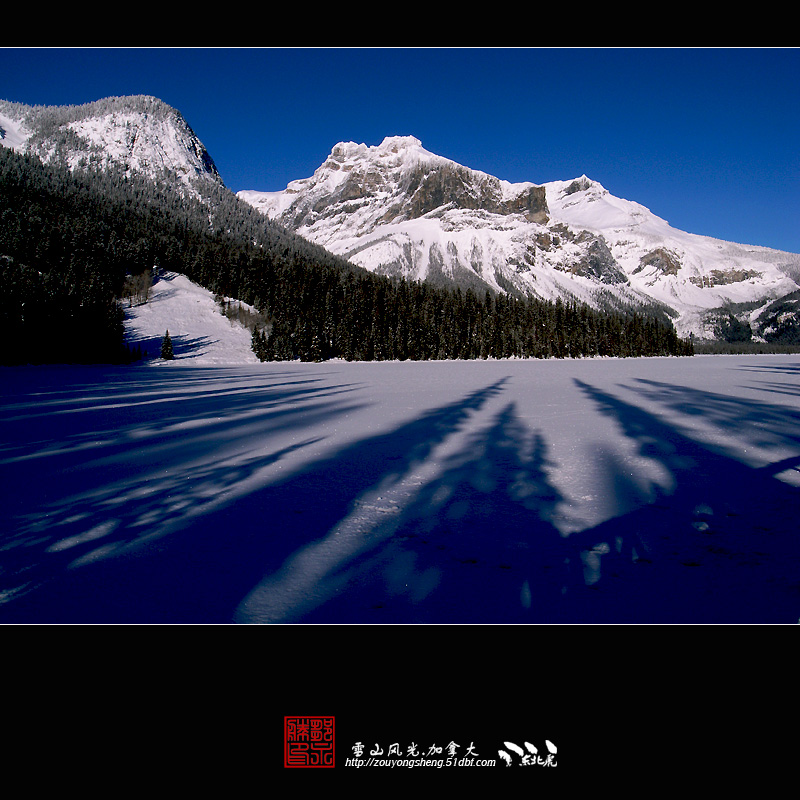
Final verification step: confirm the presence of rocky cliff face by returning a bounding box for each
[400,161,549,222]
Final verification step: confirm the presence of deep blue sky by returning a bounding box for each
[2,47,798,254]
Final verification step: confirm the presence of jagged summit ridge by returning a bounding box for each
[243,134,548,224]
[239,136,800,340]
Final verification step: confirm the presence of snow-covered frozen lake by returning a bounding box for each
[1,352,799,624]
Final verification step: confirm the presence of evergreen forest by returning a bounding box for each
[0,145,694,365]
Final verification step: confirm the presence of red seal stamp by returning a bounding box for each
[284,716,335,768]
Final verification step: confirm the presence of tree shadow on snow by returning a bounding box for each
[124,332,217,360]
[265,376,800,624]
[0,373,511,623]
[3,365,798,624]
[0,366,368,623]
[559,379,800,623]
[290,401,576,624]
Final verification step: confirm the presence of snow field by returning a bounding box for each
[1,351,799,623]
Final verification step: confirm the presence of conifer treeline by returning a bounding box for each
[0,145,693,365]
[249,266,693,362]
[1,149,129,362]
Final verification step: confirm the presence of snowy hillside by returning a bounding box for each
[123,271,261,365]
[239,136,800,340]
[544,176,800,339]
[0,96,223,197]
[0,107,29,150]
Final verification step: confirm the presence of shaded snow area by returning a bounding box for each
[1,352,799,624]
[123,270,261,365]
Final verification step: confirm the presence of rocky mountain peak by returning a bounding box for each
[260,135,550,231]
[240,136,800,340]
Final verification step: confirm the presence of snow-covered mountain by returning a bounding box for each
[3,93,798,343]
[238,136,800,340]
[0,96,224,197]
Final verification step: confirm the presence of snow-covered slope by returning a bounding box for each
[0,107,29,150]
[239,136,800,340]
[124,271,260,365]
[545,176,800,339]
[0,96,223,197]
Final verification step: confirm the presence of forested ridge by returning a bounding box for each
[0,144,693,365]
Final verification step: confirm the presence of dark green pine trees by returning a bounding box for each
[251,327,269,361]
[249,273,694,363]
[160,329,174,360]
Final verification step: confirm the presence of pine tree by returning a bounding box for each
[160,329,174,360]
[251,327,264,361]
